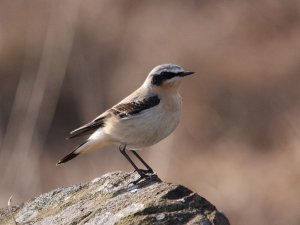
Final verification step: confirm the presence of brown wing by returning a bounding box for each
[67,95,160,139]
[110,95,160,119]
[67,116,106,139]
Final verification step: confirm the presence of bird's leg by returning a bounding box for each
[119,145,158,184]
[130,150,154,174]
[119,144,140,172]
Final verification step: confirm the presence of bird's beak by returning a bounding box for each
[180,71,195,77]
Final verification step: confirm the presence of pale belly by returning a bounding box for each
[126,111,180,149]
[105,99,181,149]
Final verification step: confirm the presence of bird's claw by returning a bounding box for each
[136,168,154,175]
[130,169,159,185]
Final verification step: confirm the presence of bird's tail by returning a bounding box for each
[57,139,109,165]
[56,141,88,165]
[57,130,113,165]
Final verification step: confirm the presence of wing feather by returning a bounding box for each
[66,95,160,139]
[110,95,160,119]
[67,116,105,139]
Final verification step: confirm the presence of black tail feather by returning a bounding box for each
[56,151,79,165]
[56,141,87,165]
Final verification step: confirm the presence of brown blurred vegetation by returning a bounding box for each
[0,1,300,224]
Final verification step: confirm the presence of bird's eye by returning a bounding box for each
[160,72,179,79]
[151,75,164,85]
[151,72,179,86]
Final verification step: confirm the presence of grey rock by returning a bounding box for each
[0,171,230,225]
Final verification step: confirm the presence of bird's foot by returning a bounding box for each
[131,169,160,185]
[136,168,154,175]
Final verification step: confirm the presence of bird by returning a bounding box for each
[57,64,194,181]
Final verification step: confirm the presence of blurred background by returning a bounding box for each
[0,0,300,224]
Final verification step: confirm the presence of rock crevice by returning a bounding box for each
[0,171,230,225]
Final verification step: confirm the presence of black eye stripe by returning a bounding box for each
[151,72,180,86]
[160,72,179,79]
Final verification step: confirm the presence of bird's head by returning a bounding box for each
[144,64,194,90]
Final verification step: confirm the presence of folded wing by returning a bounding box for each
[67,116,106,139]
[110,95,160,119]
[67,95,160,139]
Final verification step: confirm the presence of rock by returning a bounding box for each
[0,171,230,225]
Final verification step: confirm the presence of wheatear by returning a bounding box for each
[57,64,194,180]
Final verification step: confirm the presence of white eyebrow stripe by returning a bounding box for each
[157,67,183,74]
[149,64,184,75]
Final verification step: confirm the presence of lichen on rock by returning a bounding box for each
[0,171,230,225]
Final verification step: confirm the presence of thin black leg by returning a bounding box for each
[119,144,139,171]
[119,145,159,184]
[130,150,154,174]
